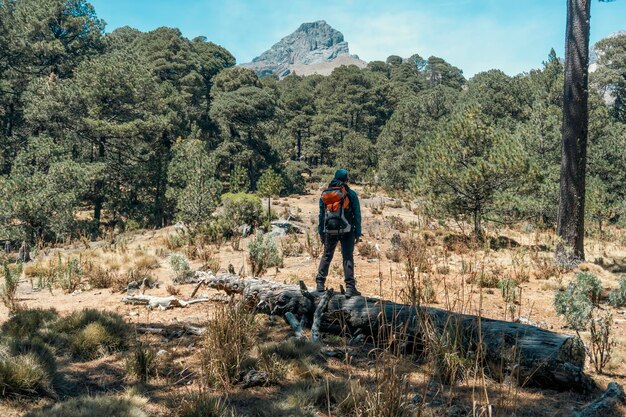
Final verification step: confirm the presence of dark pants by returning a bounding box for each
[316,232,356,289]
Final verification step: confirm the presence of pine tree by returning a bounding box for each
[257,169,282,223]
[415,105,530,239]
[167,139,222,226]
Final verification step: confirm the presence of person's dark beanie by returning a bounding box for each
[334,169,349,182]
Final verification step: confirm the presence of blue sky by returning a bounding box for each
[89,0,626,77]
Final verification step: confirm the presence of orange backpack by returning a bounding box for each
[321,185,351,235]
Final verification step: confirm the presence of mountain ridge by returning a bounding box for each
[241,20,366,78]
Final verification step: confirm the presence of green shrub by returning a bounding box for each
[554,273,603,331]
[248,232,281,276]
[23,395,147,417]
[170,253,192,283]
[229,164,251,194]
[221,193,263,228]
[608,277,626,307]
[281,161,307,195]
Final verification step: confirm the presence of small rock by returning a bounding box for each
[240,370,270,388]
[447,404,468,417]
[349,334,365,345]
[156,349,168,357]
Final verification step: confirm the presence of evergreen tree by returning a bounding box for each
[257,168,282,222]
[415,105,530,238]
[167,139,222,226]
[229,164,251,193]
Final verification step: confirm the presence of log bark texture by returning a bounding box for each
[204,273,595,392]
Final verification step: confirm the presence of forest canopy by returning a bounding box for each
[1,0,625,242]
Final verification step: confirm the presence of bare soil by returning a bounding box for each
[2,185,626,416]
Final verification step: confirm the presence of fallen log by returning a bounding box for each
[203,273,595,392]
[575,382,625,417]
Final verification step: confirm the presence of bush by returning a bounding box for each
[170,253,192,283]
[248,232,281,276]
[608,277,626,307]
[281,161,307,195]
[23,395,148,417]
[54,309,129,359]
[358,241,378,259]
[281,234,303,257]
[554,273,614,373]
[221,192,263,228]
[1,261,23,314]
[587,312,615,374]
[202,302,256,388]
[554,272,603,329]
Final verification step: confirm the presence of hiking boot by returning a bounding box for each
[345,286,361,298]
[316,282,326,293]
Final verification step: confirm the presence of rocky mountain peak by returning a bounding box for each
[242,20,366,78]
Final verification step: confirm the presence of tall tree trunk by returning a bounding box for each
[557,0,591,263]
[93,139,105,238]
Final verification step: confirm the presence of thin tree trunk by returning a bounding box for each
[93,139,105,237]
[296,130,301,160]
[557,0,591,263]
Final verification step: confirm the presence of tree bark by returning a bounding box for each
[203,273,596,392]
[93,139,106,237]
[557,0,591,263]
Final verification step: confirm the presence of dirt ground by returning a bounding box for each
[2,185,626,416]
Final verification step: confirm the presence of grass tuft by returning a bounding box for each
[23,395,147,417]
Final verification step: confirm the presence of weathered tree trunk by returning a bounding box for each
[557,0,591,263]
[575,382,625,417]
[204,273,595,392]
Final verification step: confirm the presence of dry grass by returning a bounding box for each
[0,339,58,399]
[202,301,257,389]
[23,395,148,417]
[176,391,236,417]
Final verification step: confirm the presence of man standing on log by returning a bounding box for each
[315,169,362,297]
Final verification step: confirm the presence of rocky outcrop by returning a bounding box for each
[241,20,366,78]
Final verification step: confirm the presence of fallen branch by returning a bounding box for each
[137,324,206,338]
[575,382,626,417]
[284,312,305,339]
[312,289,333,342]
[122,294,209,310]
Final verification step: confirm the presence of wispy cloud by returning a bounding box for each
[91,0,626,78]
